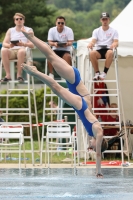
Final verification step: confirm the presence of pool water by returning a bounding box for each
[0,168,133,200]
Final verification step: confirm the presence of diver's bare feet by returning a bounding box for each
[21,63,38,76]
[21,27,34,38]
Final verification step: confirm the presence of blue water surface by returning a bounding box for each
[0,168,133,200]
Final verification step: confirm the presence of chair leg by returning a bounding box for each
[74,142,76,168]
[22,143,26,168]
[47,142,50,168]
[19,145,21,169]
[40,137,44,166]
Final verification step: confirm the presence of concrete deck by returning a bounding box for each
[0,163,133,168]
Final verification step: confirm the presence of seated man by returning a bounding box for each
[1,12,34,82]
[47,16,74,78]
[87,12,119,80]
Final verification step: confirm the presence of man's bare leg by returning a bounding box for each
[48,53,72,75]
[17,48,26,78]
[89,50,101,72]
[62,53,72,65]
[105,50,113,68]
[1,48,11,79]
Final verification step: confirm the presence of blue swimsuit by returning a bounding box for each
[66,67,81,96]
[66,67,97,137]
[73,98,94,137]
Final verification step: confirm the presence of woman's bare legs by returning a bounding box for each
[21,63,82,109]
[21,27,75,84]
[21,63,102,177]
[21,27,92,108]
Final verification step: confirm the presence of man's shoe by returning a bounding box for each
[93,72,100,80]
[99,72,106,80]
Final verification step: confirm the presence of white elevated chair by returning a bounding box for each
[0,47,40,165]
[46,123,76,167]
[76,45,129,164]
[0,124,24,168]
[88,48,129,162]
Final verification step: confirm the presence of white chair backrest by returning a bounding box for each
[0,125,23,139]
[0,124,24,168]
[47,123,71,139]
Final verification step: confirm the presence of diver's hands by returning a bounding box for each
[96,173,103,178]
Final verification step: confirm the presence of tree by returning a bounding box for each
[47,0,103,11]
[0,0,130,41]
[0,0,57,41]
[52,8,85,40]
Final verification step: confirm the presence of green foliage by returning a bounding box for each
[47,0,130,12]
[47,0,104,12]
[53,8,85,39]
[0,87,58,124]
[0,141,75,164]
[0,0,57,41]
[0,0,131,41]
[46,0,131,39]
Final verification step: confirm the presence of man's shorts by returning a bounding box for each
[96,49,112,59]
[53,50,70,58]
[9,48,25,60]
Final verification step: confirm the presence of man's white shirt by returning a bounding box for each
[92,26,119,50]
[10,26,33,49]
[48,26,74,51]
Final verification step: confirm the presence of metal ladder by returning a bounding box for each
[0,74,40,165]
[76,48,129,165]
[87,49,129,163]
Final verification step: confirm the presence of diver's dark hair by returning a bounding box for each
[101,129,125,152]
